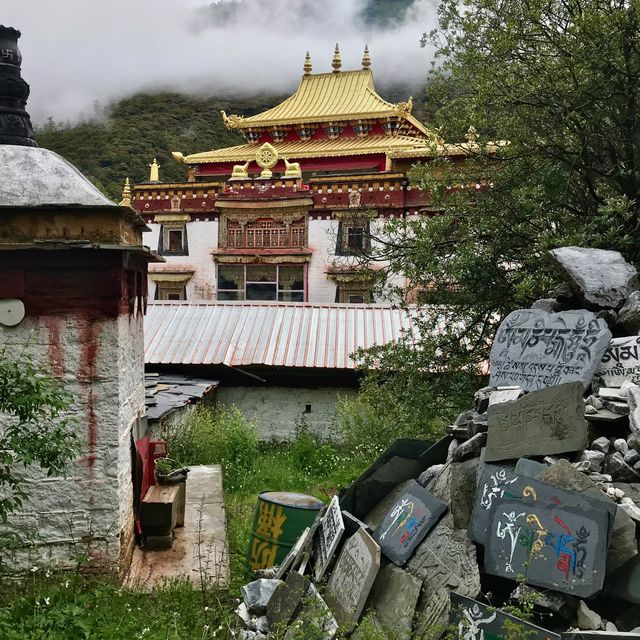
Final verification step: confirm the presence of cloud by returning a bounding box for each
[3,0,438,123]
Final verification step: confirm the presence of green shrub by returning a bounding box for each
[167,405,258,491]
[289,416,338,477]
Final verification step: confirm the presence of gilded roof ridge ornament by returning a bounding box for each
[362,44,371,70]
[119,177,131,207]
[149,158,160,182]
[394,96,413,117]
[303,51,312,75]
[465,125,479,144]
[332,43,342,73]
[221,109,244,130]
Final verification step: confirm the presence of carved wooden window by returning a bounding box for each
[158,224,188,256]
[336,221,370,256]
[225,218,306,248]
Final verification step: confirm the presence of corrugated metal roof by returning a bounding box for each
[144,301,417,370]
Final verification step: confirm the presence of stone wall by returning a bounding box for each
[0,309,144,573]
[216,385,357,441]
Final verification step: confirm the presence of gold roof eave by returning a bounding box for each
[220,69,429,137]
[182,135,432,165]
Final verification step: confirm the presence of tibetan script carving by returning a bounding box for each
[485,382,589,462]
[313,495,345,581]
[593,335,640,389]
[489,309,611,392]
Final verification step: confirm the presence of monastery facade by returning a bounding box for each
[131,46,479,304]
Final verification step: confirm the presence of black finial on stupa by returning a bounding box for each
[0,26,37,147]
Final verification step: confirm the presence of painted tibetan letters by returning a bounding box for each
[372,480,448,566]
[469,464,616,546]
[313,495,345,581]
[489,309,611,392]
[593,335,640,389]
[450,593,560,640]
[485,499,609,597]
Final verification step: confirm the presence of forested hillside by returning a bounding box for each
[36,82,430,201]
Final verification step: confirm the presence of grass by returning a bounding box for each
[0,406,373,639]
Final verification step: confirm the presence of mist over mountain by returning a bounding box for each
[4,0,436,124]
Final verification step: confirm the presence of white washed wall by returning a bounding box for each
[0,310,144,573]
[216,385,357,441]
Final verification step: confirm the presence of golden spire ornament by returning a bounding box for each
[303,51,312,75]
[149,158,160,182]
[332,43,342,73]
[119,177,131,207]
[362,44,371,70]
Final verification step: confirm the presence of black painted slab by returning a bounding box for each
[470,464,616,545]
[339,437,452,520]
[484,499,609,597]
[450,593,560,640]
[372,480,447,566]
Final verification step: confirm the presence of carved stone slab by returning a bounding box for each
[313,495,345,581]
[593,336,640,389]
[470,464,616,545]
[407,512,481,633]
[450,593,560,640]
[485,382,589,462]
[372,480,447,566]
[489,309,611,391]
[325,528,380,628]
[485,499,609,597]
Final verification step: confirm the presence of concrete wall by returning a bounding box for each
[0,309,144,573]
[216,385,357,441]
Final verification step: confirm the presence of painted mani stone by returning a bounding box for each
[469,465,616,546]
[484,382,589,462]
[313,495,345,581]
[593,335,640,389]
[484,499,609,597]
[450,593,560,640]
[372,480,447,566]
[489,309,611,392]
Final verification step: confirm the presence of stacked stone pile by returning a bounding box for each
[236,247,640,639]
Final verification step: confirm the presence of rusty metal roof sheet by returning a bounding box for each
[144,301,417,370]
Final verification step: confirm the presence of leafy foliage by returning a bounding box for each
[0,350,75,522]
[167,405,259,491]
[358,0,640,414]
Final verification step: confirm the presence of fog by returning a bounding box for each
[2,0,438,123]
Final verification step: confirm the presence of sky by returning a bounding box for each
[2,0,438,123]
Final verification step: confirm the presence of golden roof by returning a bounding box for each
[181,135,432,165]
[220,69,427,135]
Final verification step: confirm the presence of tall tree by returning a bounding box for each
[354,0,640,431]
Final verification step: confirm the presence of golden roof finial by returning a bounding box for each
[362,44,371,70]
[332,43,342,73]
[303,51,312,75]
[466,125,479,144]
[119,177,131,207]
[149,158,160,182]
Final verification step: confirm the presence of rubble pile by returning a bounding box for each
[236,247,640,639]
